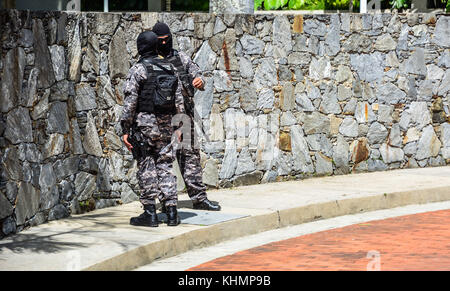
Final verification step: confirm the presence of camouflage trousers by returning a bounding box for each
[176,124,207,203]
[136,114,178,207]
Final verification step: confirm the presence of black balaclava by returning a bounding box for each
[137,31,158,59]
[152,22,173,57]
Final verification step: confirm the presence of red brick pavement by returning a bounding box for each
[188,209,450,271]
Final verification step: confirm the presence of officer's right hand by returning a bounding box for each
[123,134,133,152]
[192,77,204,90]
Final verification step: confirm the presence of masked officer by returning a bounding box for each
[152,22,221,212]
[120,31,185,227]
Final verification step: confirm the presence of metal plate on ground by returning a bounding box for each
[157,210,248,226]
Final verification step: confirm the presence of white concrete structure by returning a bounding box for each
[360,0,381,13]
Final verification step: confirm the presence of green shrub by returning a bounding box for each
[325,0,353,9]
[255,0,449,11]
[255,0,322,10]
[389,0,410,9]
[255,0,359,10]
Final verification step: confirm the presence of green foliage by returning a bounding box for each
[389,0,410,9]
[288,0,325,10]
[255,0,265,10]
[351,0,360,10]
[296,0,325,9]
[256,0,359,10]
[325,0,352,9]
[79,199,96,213]
[255,0,324,10]
[264,0,289,10]
[255,0,450,11]
[288,0,306,9]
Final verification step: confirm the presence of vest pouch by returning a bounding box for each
[153,74,178,107]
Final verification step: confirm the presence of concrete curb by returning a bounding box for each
[83,186,450,271]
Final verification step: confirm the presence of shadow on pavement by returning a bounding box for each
[0,229,93,255]
[0,210,125,255]
[0,199,222,255]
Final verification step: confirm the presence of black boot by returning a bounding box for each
[130,204,159,227]
[193,199,221,211]
[166,205,180,226]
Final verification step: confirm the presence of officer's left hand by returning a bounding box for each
[192,77,203,89]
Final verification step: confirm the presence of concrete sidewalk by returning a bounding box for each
[1,166,449,271]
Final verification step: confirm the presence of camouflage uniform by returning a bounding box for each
[175,51,208,204]
[120,60,185,207]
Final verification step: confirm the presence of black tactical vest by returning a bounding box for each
[166,50,195,97]
[137,56,178,114]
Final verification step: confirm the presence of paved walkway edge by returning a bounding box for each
[84,186,450,271]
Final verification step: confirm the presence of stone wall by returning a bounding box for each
[0,9,449,237]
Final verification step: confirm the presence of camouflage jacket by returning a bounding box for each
[120,56,185,136]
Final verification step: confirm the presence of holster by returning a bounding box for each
[129,127,147,161]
